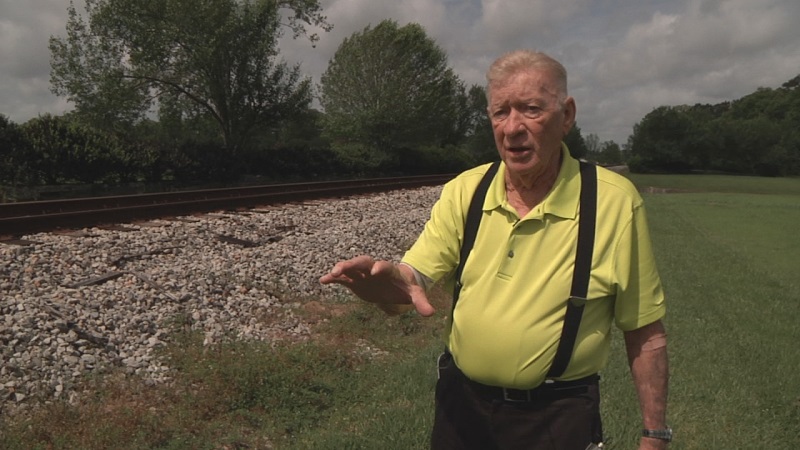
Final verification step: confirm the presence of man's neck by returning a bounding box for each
[504,153,562,209]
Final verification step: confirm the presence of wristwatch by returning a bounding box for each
[642,427,673,442]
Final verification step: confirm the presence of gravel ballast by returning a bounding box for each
[0,185,442,416]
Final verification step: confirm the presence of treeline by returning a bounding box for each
[0,111,337,188]
[0,106,489,192]
[2,0,799,202]
[627,76,800,176]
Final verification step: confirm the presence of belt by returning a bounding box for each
[454,364,599,403]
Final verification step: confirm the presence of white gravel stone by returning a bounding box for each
[0,185,442,416]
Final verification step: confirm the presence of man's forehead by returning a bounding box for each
[489,72,559,102]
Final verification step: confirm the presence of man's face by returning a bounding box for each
[488,69,575,180]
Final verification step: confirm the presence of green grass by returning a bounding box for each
[629,172,800,195]
[600,174,800,449]
[2,174,799,449]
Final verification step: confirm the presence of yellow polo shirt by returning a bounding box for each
[401,147,665,389]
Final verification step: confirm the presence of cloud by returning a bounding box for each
[0,0,80,120]
[595,0,799,92]
[479,0,586,50]
[574,0,800,141]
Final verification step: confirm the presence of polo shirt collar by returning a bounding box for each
[484,144,580,220]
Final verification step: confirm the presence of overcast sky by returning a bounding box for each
[2,0,799,144]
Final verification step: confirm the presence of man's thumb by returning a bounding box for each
[412,291,436,317]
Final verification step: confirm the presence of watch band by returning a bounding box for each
[642,427,673,442]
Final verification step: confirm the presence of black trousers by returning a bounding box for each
[431,353,603,450]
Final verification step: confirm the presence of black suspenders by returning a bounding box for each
[451,161,501,308]
[548,161,597,377]
[451,161,598,378]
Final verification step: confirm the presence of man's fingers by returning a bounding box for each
[369,259,395,276]
[320,255,375,283]
[319,272,347,284]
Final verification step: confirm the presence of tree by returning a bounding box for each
[628,106,695,172]
[462,85,496,163]
[49,0,331,154]
[0,115,35,193]
[782,74,800,90]
[584,133,600,154]
[21,114,136,184]
[319,20,465,171]
[563,124,587,159]
[595,141,623,165]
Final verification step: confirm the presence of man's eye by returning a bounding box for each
[492,110,509,120]
[524,106,543,117]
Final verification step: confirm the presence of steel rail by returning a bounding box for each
[0,174,453,237]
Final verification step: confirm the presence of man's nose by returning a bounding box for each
[504,109,525,135]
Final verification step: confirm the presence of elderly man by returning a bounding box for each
[321,50,669,450]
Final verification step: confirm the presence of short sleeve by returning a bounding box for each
[613,203,666,331]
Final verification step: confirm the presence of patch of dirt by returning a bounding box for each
[300,300,355,324]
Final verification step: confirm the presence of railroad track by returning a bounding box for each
[0,174,454,238]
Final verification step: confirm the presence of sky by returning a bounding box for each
[1,0,799,145]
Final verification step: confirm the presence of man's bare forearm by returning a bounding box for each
[624,320,669,432]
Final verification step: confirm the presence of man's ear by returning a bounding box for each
[562,96,576,135]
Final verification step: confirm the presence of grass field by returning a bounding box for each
[2,173,799,449]
[604,174,800,449]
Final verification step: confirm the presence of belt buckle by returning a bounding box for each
[502,388,532,402]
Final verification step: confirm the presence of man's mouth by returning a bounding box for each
[507,146,530,153]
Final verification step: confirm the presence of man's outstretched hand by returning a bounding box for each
[320,255,435,317]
